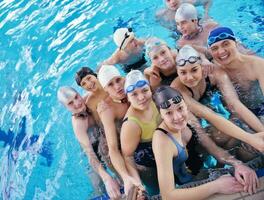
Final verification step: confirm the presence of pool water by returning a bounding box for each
[0,0,263,199]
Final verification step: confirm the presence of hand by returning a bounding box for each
[104,176,121,199]
[234,163,259,195]
[249,132,264,152]
[214,175,244,194]
[201,61,215,77]
[124,176,144,196]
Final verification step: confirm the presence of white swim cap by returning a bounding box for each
[124,70,149,93]
[175,3,198,22]
[145,37,167,57]
[98,65,121,88]
[57,86,78,106]
[176,45,200,66]
[113,28,135,50]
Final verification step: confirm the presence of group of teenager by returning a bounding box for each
[57,0,264,199]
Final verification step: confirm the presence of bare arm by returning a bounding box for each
[256,59,264,94]
[120,120,142,183]
[152,129,243,200]
[215,70,264,132]
[171,79,263,149]
[98,107,130,180]
[144,66,161,90]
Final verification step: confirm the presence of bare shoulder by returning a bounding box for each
[156,8,168,18]
[170,77,184,90]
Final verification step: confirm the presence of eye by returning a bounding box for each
[192,68,198,72]
[108,82,113,87]
[180,71,186,75]
[166,111,172,115]
[161,50,166,55]
[74,94,78,99]
[222,41,230,47]
[116,78,121,83]
[152,55,158,60]
[210,46,218,52]
[68,101,73,106]
[142,88,149,93]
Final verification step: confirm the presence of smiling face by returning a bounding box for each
[104,76,126,100]
[149,45,175,71]
[160,100,188,131]
[176,19,198,37]
[80,74,100,92]
[165,0,180,11]
[127,85,152,110]
[209,39,238,65]
[177,62,203,88]
[65,92,86,114]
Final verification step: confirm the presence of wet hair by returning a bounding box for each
[75,67,97,86]
[153,85,183,109]
[57,86,78,106]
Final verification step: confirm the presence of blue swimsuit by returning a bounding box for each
[156,128,193,184]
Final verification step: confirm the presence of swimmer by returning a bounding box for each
[57,86,121,199]
[96,65,142,196]
[175,3,218,52]
[156,0,212,31]
[208,27,264,118]
[144,37,178,90]
[102,28,147,73]
[152,86,259,199]
[75,67,108,123]
[121,70,161,196]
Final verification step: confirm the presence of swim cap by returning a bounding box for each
[207,27,236,47]
[176,45,200,66]
[57,86,78,106]
[153,86,183,109]
[124,70,149,93]
[175,3,197,22]
[145,37,167,58]
[98,65,121,88]
[113,28,135,50]
[75,67,97,86]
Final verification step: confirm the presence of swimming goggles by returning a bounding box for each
[177,56,200,67]
[119,28,133,50]
[125,80,148,93]
[159,96,182,109]
[207,32,236,46]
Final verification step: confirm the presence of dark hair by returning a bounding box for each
[75,67,97,86]
[153,85,183,108]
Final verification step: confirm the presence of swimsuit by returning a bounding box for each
[160,71,178,86]
[123,53,147,73]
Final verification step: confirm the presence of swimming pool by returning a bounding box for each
[0,0,263,199]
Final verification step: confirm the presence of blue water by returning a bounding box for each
[0,0,263,199]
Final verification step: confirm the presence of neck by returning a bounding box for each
[185,25,202,40]
[112,97,128,104]
[160,64,177,76]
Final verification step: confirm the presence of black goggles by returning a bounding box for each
[177,56,201,67]
[119,28,133,50]
[159,96,182,109]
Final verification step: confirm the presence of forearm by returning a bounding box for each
[109,149,130,180]
[165,181,217,200]
[234,103,264,132]
[124,156,141,183]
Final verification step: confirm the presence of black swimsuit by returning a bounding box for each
[123,53,147,73]
[159,71,178,86]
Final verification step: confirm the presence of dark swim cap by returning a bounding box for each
[153,86,183,109]
[207,27,236,47]
[75,67,97,86]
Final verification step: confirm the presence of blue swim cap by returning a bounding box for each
[207,27,236,47]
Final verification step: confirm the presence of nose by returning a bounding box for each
[173,111,183,121]
[218,47,226,55]
[186,73,194,81]
[137,93,145,101]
